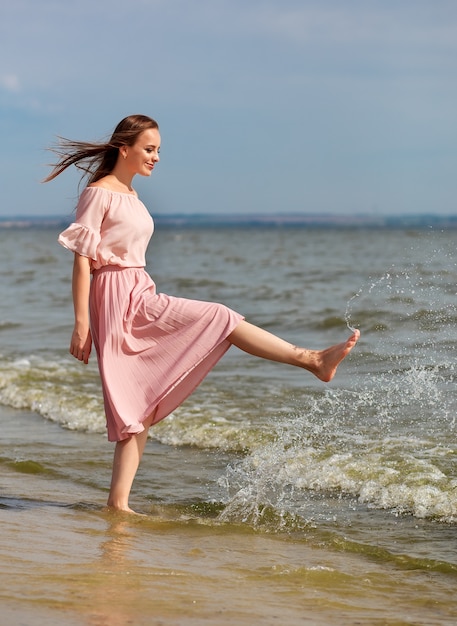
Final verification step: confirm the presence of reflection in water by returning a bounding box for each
[87,517,143,626]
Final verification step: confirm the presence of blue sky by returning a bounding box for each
[1,0,456,217]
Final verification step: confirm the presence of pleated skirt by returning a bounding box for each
[89,266,243,441]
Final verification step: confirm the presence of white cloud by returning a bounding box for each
[0,73,20,92]
[0,0,456,215]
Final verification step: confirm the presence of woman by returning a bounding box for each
[45,114,359,513]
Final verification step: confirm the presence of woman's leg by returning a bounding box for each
[105,324,359,513]
[227,320,359,382]
[106,415,155,513]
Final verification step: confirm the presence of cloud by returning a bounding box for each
[0,73,20,93]
[0,0,456,216]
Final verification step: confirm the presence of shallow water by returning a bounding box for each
[2,407,457,626]
[1,224,457,623]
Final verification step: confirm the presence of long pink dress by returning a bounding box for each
[58,187,243,441]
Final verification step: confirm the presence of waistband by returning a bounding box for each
[92,265,145,275]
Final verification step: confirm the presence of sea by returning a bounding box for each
[0,219,457,625]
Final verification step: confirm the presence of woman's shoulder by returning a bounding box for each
[87,176,138,197]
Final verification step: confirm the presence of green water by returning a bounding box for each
[2,226,457,623]
[1,406,456,625]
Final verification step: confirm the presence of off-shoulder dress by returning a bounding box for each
[58,186,243,441]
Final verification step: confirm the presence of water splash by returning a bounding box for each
[344,267,396,332]
[217,379,457,526]
[218,249,457,527]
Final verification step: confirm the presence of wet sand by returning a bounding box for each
[1,406,457,625]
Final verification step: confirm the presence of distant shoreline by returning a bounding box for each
[1,213,457,230]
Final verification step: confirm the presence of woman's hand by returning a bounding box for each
[70,326,92,364]
[70,253,92,364]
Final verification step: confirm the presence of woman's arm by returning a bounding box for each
[70,252,92,364]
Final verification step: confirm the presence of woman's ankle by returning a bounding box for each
[106,498,134,513]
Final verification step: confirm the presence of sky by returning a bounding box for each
[1,0,456,217]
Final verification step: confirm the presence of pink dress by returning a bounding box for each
[58,187,243,441]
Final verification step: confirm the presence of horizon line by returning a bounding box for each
[1,212,457,230]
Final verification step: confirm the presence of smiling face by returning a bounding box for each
[121,128,161,177]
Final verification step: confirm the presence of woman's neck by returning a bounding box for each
[97,172,135,194]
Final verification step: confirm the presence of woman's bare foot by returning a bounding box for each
[301,329,360,382]
[105,502,145,515]
[106,496,134,512]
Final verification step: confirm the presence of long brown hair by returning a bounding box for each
[43,114,159,184]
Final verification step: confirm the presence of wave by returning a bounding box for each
[0,355,106,434]
[0,321,22,332]
[217,428,457,526]
[1,351,457,523]
[216,363,457,525]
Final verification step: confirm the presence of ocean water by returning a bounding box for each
[1,223,457,625]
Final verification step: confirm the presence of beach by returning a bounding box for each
[1,225,457,624]
[2,407,456,626]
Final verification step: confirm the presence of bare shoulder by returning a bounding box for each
[88,177,114,190]
[88,176,137,195]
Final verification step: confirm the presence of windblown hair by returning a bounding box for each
[43,114,159,184]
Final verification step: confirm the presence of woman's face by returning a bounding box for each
[123,128,161,177]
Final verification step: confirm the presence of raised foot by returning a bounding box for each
[313,329,360,382]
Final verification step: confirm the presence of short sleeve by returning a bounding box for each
[58,223,101,260]
[57,187,108,260]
